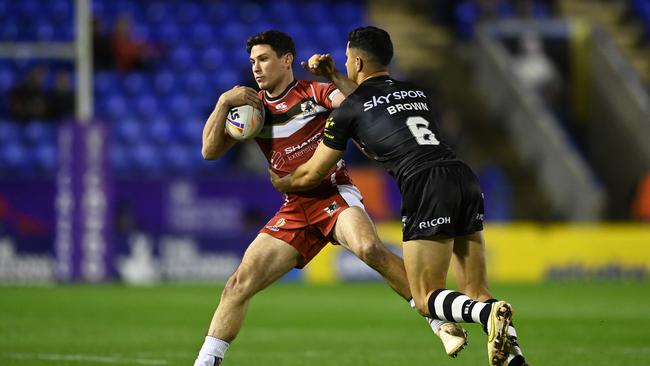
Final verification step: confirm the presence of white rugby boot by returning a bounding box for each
[487,301,513,366]
[434,321,468,358]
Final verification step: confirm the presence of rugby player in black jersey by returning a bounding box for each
[271,26,530,366]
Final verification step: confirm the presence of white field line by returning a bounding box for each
[5,352,168,365]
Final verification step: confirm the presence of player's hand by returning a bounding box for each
[218,86,262,110]
[269,169,288,192]
[301,54,336,79]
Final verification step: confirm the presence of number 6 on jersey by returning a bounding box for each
[406,116,440,145]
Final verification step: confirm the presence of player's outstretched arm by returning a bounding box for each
[270,142,343,193]
[302,54,357,103]
[202,86,262,160]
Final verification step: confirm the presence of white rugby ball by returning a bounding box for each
[225,104,265,141]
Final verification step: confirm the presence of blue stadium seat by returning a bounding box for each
[191,22,213,47]
[1,141,30,170]
[152,23,181,44]
[149,116,173,145]
[131,24,150,41]
[315,24,344,50]
[202,47,225,71]
[184,70,207,96]
[110,144,131,172]
[1,20,19,41]
[24,121,56,145]
[145,2,170,24]
[169,95,192,120]
[166,143,197,173]
[245,21,275,37]
[33,143,57,172]
[95,72,117,97]
[298,2,328,25]
[105,95,128,121]
[131,143,161,172]
[53,23,74,41]
[0,1,7,19]
[455,1,480,40]
[268,1,298,25]
[35,22,55,41]
[122,73,147,95]
[0,121,21,145]
[52,0,72,24]
[206,2,233,23]
[176,116,203,145]
[213,70,240,94]
[135,93,158,119]
[222,22,247,48]
[153,71,176,96]
[238,2,264,24]
[0,67,15,93]
[170,46,194,71]
[115,117,142,144]
[334,2,365,27]
[176,2,201,24]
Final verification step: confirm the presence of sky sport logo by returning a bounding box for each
[418,217,451,230]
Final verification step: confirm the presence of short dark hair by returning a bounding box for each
[347,26,393,66]
[246,30,296,60]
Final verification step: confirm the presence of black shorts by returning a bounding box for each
[400,161,484,241]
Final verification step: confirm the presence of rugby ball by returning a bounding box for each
[225,105,265,141]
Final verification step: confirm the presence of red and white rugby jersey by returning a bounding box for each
[256,79,352,195]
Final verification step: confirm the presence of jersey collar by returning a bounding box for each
[264,79,298,102]
[361,75,391,85]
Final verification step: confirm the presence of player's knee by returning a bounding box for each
[413,297,430,317]
[222,271,255,301]
[355,241,385,268]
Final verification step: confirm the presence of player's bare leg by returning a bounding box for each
[403,236,513,366]
[453,232,529,366]
[194,234,301,366]
[333,207,467,357]
[333,207,410,298]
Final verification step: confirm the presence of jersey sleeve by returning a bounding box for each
[322,103,355,151]
[310,81,340,110]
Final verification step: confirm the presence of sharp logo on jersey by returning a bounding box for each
[300,100,317,116]
[324,201,340,216]
[362,90,427,111]
[418,216,451,229]
[284,132,321,154]
[275,102,288,111]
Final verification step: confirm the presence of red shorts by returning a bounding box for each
[259,184,364,268]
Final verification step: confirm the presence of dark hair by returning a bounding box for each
[347,26,393,66]
[246,30,296,60]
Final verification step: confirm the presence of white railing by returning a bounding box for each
[474,20,604,221]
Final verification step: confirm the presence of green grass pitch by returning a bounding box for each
[1,282,649,365]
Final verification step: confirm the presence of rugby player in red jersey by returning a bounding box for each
[194,30,467,366]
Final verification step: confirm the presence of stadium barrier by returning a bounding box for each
[304,222,650,283]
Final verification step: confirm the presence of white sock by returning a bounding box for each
[506,325,524,363]
[408,298,444,334]
[195,336,229,364]
[428,318,445,334]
